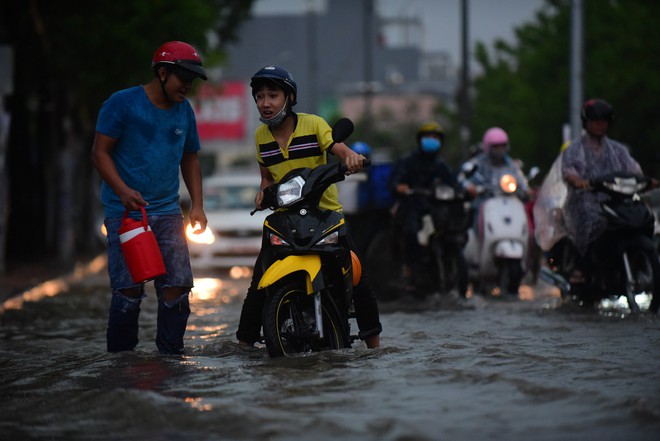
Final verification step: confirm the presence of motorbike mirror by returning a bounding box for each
[529,166,540,181]
[332,118,354,143]
[461,162,477,177]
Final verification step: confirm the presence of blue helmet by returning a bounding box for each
[250,65,297,106]
[351,141,372,157]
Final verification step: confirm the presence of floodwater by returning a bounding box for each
[1,262,659,441]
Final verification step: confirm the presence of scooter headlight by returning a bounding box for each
[434,185,456,200]
[315,231,339,245]
[499,174,518,194]
[277,176,306,206]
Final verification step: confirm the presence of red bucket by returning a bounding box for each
[119,206,167,283]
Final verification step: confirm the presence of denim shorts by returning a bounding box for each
[104,213,193,293]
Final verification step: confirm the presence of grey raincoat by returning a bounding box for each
[561,135,642,255]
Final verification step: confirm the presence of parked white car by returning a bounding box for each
[186,173,266,270]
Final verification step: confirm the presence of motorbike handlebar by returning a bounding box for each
[340,158,371,175]
[587,174,655,195]
[250,160,370,215]
[404,188,432,196]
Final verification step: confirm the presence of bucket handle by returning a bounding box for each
[122,206,149,231]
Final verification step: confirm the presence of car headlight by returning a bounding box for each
[499,174,518,194]
[186,223,215,244]
[277,176,305,206]
[315,231,339,245]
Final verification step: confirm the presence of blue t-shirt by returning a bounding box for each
[95,86,201,218]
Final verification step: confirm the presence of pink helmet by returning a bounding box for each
[482,127,509,152]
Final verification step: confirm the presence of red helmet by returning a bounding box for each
[581,98,614,128]
[152,41,207,80]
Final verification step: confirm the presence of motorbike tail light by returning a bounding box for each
[500,174,518,194]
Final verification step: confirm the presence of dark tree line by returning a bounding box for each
[0,0,254,272]
[470,0,660,176]
[339,1,660,182]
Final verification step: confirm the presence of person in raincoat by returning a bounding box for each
[561,99,650,257]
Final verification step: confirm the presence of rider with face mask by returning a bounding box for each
[389,122,456,292]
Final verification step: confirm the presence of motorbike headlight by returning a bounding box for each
[277,176,306,206]
[269,233,289,246]
[315,231,339,245]
[434,185,456,200]
[186,223,215,244]
[499,174,518,194]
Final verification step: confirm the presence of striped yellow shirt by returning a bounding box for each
[255,113,341,211]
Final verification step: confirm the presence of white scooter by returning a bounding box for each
[462,167,532,297]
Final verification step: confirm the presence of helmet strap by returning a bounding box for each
[158,68,174,103]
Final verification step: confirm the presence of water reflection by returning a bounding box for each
[229,266,253,279]
[0,254,107,313]
[191,277,224,300]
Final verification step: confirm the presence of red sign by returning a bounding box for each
[193,82,247,140]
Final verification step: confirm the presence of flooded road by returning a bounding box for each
[1,262,659,441]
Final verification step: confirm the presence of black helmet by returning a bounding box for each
[250,65,297,106]
[581,99,614,128]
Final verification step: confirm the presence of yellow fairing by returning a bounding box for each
[257,255,322,294]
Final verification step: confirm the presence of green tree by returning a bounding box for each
[0,0,254,270]
[470,0,660,177]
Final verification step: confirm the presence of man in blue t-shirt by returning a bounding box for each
[92,41,208,354]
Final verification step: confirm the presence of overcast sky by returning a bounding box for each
[254,0,547,63]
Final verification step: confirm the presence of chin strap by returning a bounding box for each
[159,74,172,102]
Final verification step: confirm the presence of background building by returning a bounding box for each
[195,0,457,172]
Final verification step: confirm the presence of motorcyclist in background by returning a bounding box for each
[459,127,529,201]
[389,122,455,292]
[561,98,658,281]
[460,127,530,228]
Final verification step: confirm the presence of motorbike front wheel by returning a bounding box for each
[262,280,348,358]
[622,246,660,314]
